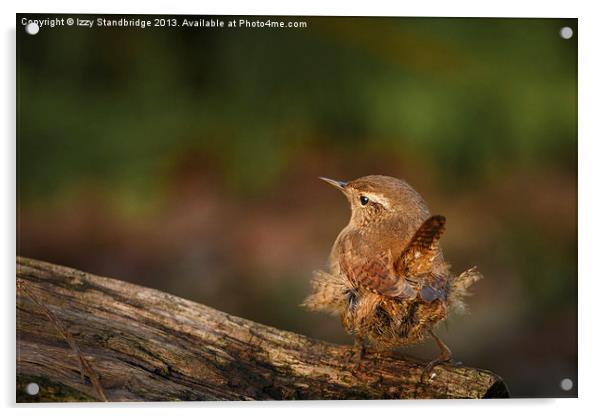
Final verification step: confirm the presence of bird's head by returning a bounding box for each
[319,175,430,228]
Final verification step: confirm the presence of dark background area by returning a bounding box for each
[17,15,577,398]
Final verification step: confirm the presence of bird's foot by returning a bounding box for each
[345,336,366,370]
[344,349,364,370]
[420,328,455,384]
[420,356,455,384]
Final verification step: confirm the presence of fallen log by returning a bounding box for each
[16,257,508,401]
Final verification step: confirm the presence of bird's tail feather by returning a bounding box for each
[447,266,483,314]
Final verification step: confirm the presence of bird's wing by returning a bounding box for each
[337,215,447,300]
[339,247,417,299]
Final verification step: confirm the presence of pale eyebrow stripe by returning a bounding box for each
[360,192,390,208]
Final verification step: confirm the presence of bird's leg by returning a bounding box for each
[354,335,366,363]
[345,335,365,368]
[420,329,453,383]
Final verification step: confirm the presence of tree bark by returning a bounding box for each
[16,257,509,402]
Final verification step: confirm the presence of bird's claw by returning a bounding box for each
[344,338,366,371]
[343,348,363,370]
[420,357,455,384]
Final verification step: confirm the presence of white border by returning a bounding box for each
[4,0,583,17]
[3,1,600,415]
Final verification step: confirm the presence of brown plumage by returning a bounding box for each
[302,175,482,371]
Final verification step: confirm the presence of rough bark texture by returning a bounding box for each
[16,257,509,402]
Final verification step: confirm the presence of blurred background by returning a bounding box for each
[17,16,577,398]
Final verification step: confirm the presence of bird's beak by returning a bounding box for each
[319,177,348,191]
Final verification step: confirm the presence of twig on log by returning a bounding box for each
[17,278,107,401]
[16,257,509,401]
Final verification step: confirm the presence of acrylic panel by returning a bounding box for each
[16,14,577,401]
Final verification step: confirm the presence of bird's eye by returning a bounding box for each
[359,195,369,206]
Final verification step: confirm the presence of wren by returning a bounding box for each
[303,175,482,375]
